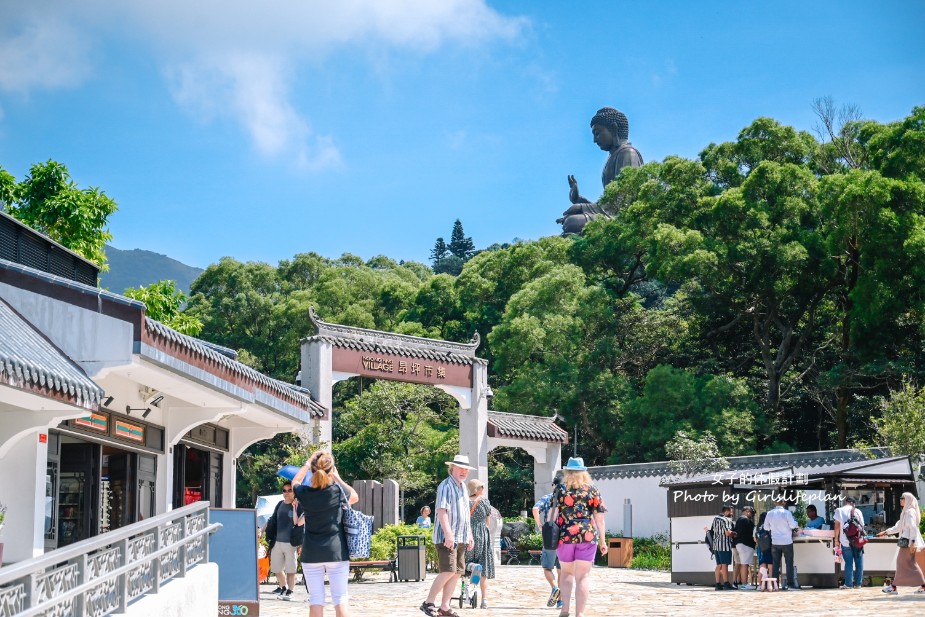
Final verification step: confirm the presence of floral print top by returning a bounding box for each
[553,483,608,545]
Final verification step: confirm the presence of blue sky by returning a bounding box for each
[1,1,923,270]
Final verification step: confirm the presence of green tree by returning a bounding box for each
[874,381,925,461]
[332,381,459,513]
[448,219,476,261]
[2,160,117,270]
[124,280,204,336]
[620,365,759,462]
[665,430,729,478]
[430,237,449,268]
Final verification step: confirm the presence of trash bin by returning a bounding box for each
[397,535,426,581]
[607,537,633,568]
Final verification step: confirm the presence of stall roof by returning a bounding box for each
[802,456,912,478]
[659,456,915,488]
[660,465,795,488]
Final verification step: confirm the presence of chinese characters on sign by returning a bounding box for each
[361,355,447,380]
[332,347,473,388]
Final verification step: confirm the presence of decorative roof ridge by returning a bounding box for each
[305,306,480,356]
[589,448,895,479]
[488,410,562,423]
[144,317,324,415]
[0,296,103,408]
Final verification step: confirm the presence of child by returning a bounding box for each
[758,564,778,592]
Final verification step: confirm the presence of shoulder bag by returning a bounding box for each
[336,484,373,559]
[541,492,560,551]
[290,504,305,547]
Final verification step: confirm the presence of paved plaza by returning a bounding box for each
[258,565,925,617]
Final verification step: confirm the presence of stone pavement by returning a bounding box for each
[257,565,925,617]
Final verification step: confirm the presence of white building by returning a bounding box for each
[0,212,323,564]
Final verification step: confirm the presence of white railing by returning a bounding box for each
[0,501,221,617]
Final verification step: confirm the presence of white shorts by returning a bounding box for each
[735,544,755,565]
[270,542,299,573]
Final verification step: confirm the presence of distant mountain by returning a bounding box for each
[101,245,204,295]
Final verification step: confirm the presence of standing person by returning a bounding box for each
[260,481,305,600]
[419,454,475,617]
[763,499,800,590]
[804,505,825,530]
[733,506,757,590]
[532,476,563,609]
[417,506,433,529]
[291,451,359,617]
[755,511,774,579]
[833,496,865,589]
[553,457,607,617]
[710,505,735,590]
[465,479,495,609]
[876,492,925,594]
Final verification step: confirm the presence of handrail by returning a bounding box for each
[0,501,222,617]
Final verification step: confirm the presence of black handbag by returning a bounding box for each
[898,537,910,548]
[290,521,305,547]
[541,494,560,551]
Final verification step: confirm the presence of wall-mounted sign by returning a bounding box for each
[332,348,472,388]
[75,412,108,432]
[114,420,145,443]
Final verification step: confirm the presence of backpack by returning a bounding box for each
[704,528,715,559]
[844,506,868,549]
[756,525,772,552]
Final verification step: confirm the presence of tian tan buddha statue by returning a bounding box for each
[557,107,644,235]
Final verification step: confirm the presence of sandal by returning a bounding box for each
[437,609,461,617]
[419,602,438,617]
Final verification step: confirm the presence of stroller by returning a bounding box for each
[458,563,483,609]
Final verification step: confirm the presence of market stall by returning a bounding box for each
[662,456,918,588]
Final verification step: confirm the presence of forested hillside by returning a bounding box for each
[179,107,925,515]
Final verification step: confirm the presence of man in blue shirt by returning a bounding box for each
[804,505,825,530]
[763,499,801,590]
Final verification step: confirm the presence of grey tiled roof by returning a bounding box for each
[590,448,892,480]
[0,298,103,408]
[145,318,326,417]
[487,411,569,443]
[303,307,486,365]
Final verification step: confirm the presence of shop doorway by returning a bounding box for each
[58,442,100,547]
[173,444,223,508]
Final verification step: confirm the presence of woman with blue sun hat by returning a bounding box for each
[549,457,608,617]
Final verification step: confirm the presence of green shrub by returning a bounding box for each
[519,532,543,550]
[591,533,671,570]
[630,533,671,571]
[368,523,435,565]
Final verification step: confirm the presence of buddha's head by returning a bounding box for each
[590,107,629,151]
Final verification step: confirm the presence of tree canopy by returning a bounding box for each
[1,160,117,270]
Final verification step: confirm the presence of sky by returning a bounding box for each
[1,1,923,270]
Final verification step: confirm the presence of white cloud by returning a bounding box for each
[165,53,341,169]
[0,0,527,169]
[0,12,92,93]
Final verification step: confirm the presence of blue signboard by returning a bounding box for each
[209,508,260,615]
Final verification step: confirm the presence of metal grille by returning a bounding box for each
[0,212,100,284]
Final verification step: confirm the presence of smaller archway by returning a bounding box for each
[486,411,568,502]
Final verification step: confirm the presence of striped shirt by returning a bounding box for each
[433,474,471,545]
[711,515,733,552]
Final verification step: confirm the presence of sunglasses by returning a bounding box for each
[283,489,293,493]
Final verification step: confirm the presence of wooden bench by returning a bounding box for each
[348,560,397,583]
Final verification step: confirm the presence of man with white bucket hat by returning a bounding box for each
[420,454,476,617]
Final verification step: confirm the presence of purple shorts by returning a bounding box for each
[557,542,597,563]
